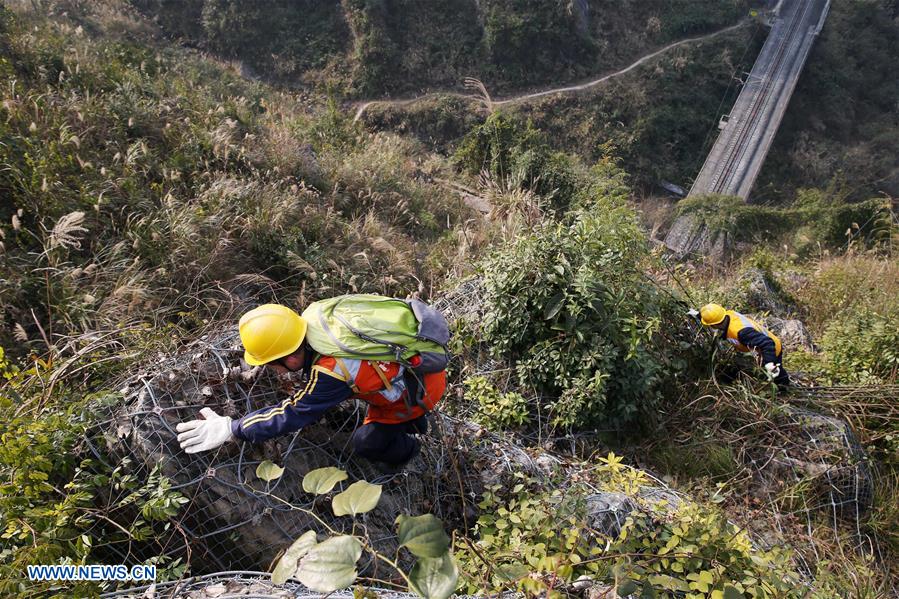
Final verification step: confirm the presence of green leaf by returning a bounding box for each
[256,460,285,482]
[409,553,459,599]
[271,530,317,584]
[617,579,639,596]
[494,562,529,582]
[640,582,657,599]
[302,467,348,495]
[723,585,744,599]
[332,480,382,516]
[295,535,362,592]
[543,292,565,320]
[396,514,450,558]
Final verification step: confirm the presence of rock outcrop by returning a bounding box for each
[741,268,796,315]
[755,407,873,519]
[764,316,815,351]
[586,485,682,539]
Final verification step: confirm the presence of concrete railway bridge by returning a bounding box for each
[665,0,831,257]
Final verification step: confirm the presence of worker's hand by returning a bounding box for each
[176,408,234,454]
[764,362,781,381]
[687,308,700,318]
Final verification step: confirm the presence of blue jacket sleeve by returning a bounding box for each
[737,328,779,364]
[231,368,352,443]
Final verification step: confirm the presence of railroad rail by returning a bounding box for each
[689,0,830,199]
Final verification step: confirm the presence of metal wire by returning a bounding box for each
[82,319,561,590]
[83,283,892,594]
[100,570,437,599]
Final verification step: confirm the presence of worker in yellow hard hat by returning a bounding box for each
[689,303,789,387]
[238,304,308,367]
[175,303,446,470]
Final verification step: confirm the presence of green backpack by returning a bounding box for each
[301,294,451,375]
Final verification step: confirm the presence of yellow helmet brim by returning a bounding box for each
[243,349,268,366]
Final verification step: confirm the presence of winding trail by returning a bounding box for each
[353,19,749,122]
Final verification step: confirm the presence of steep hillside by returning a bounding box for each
[360,0,898,200]
[0,0,477,357]
[132,0,746,96]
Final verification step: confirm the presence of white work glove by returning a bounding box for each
[764,362,781,381]
[687,308,700,318]
[176,408,235,454]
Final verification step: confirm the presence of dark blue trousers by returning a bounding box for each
[351,415,428,465]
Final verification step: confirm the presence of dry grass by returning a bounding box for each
[793,253,899,334]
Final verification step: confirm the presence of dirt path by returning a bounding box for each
[353,20,749,122]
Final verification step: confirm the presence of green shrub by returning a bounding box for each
[464,376,529,430]
[782,348,826,377]
[456,113,644,218]
[457,455,809,598]
[455,473,598,596]
[480,188,702,429]
[0,373,188,596]
[819,308,899,383]
[454,112,540,180]
[612,502,805,598]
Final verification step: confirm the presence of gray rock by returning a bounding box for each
[742,267,795,314]
[764,316,815,351]
[586,492,638,538]
[637,486,683,512]
[586,486,682,540]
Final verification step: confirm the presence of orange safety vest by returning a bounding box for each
[724,310,782,357]
[314,356,446,425]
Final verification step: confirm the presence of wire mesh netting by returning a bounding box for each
[730,383,896,580]
[78,281,893,595]
[85,326,492,575]
[767,406,873,519]
[82,310,624,594]
[81,324,687,596]
[101,570,455,599]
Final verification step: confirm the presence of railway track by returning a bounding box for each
[688,0,830,199]
[708,0,813,194]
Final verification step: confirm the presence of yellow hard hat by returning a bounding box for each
[238,304,307,366]
[700,303,727,326]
